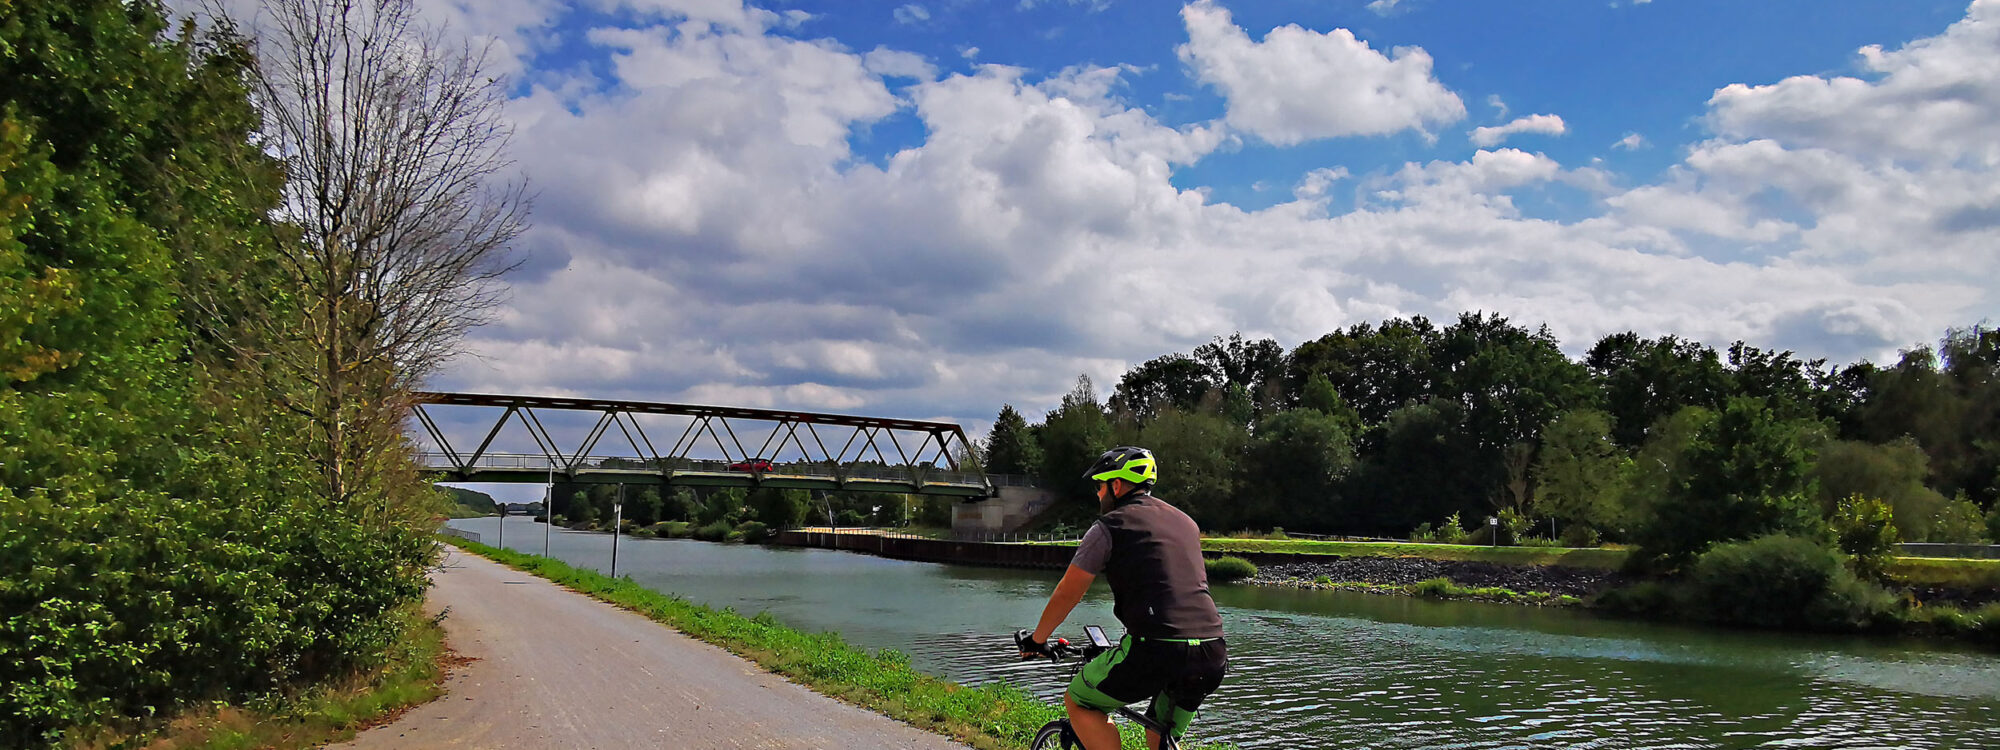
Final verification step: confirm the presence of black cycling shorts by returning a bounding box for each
[1068,635,1228,738]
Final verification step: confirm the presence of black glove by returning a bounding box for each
[1015,629,1055,660]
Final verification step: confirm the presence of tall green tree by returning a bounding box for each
[1585,333,1729,448]
[1236,408,1356,531]
[1635,398,1822,567]
[1139,406,1248,526]
[1285,317,1439,424]
[1038,375,1113,508]
[983,404,1042,476]
[1533,409,1630,534]
[1112,354,1217,421]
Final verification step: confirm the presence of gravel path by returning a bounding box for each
[334,547,971,750]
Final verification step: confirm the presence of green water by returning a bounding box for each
[451,517,2000,748]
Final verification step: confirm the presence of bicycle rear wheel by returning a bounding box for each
[1030,719,1073,749]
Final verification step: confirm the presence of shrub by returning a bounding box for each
[692,520,733,542]
[1410,522,1437,542]
[1312,575,1334,586]
[1205,556,1257,583]
[1689,534,1895,631]
[735,520,771,544]
[1411,577,1456,597]
[1436,512,1469,544]
[657,521,691,538]
[1831,495,1898,580]
[1517,536,1562,548]
[629,527,656,539]
[1559,524,1602,548]
[1269,527,1289,540]
[1593,580,1688,619]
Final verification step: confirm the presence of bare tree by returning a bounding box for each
[226,0,528,509]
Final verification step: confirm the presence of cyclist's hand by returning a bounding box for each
[1015,629,1055,660]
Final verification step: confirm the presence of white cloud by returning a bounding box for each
[1613,132,1648,150]
[1366,0,1404,16]
[424,0,1997,432]
[960,45,981,59]
[864,47,936,80]
[1707,0,2000,167]
[1176,0,1465,144]
[1468,113,1567,147]
[893,3,929,24]
[1487,94,1508,118]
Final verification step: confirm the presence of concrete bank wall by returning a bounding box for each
[775,531,1073,569]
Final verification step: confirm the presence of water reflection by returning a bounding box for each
[449,517,2000,749]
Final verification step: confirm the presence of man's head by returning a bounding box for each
[1082,446,1156,510]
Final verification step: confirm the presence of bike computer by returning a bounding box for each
[1084,625,1112,648]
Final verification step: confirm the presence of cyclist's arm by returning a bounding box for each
[1031,565,1095,644]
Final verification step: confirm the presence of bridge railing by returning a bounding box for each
[420,451,1004,488]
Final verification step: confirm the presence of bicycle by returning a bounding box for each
[1012,626,1186,750]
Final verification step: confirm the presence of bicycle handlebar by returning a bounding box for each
[1013,630,1108,661]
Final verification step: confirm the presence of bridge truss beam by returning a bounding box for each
[412,392,993,497]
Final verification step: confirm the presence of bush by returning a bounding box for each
[1411,577,1455,597]
[692,520,733,542]
[1205,556,1257,583]
[1517,536,1562,548]
[1689,534,1895,631]
[1831,495,1898,580]
[1988,504,2000,543]
[1593,580,1688,619]
[1559,524,1602,548]
[735,520,771,544]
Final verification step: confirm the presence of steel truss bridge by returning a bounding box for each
[413,392,995,497]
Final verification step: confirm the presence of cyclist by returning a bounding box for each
[1018,446,1227,750]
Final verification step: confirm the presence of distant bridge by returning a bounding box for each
[412,392,1002,497]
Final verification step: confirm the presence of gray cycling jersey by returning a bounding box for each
[1070,522,1112,574]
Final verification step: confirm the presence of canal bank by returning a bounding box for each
[453,516,2000,749]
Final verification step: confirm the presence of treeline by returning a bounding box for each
[984,315,2000,556]
[551,482,955,532]
[2,0,508,745]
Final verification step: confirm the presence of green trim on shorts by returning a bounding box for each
[1065,636,1203,739]
[1066,635,1131,712]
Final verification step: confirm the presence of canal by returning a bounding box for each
[449,517,2000,749]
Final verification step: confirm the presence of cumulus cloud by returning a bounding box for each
[1366,0,1405,16]
[1176,0,1465,144]
[1613,132,1647,150]
[1468,113,1567,147]
[424,0,1997,437]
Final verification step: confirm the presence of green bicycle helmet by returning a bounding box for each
[1083,446,1157,488]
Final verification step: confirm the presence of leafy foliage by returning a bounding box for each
[1830,495,1898,580]
[1204,556,1257,583]
[1688,535,1896,631]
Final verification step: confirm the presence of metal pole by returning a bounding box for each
[498,501,505,550]
[544,468,552,557]
[611,484,623,578]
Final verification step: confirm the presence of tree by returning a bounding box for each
[983,404,1041,476]
[1236,409,1356,532]
[748,487,808,530]
[628,487,664,526]
[1138,407,1248,526]
[1038,375,1113,508]
[1112,354,1217,421]
[1585,333,1729,448]
[1193,333,1285,413]
[230,0,528,509]
[1635,398,1822,567]
[1285,317,1439,424]
[1346,399,1485,534]
[1811,439,1949,542]
[1533,409,1630,534]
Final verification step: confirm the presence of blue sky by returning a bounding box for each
[387,0,1999,471]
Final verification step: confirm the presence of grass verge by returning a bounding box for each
[67,603,452,750]
[448,540,1237,750]
[1886,556,2000,588]
[1195,537,1632,569]
[1283,575,1583,606]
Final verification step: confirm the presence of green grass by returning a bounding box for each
[70,604,451,750]
[1886,556,2000,588]
[1281,574,1583,606]
[1194,537,1633,569]
[449,540,1238,750]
